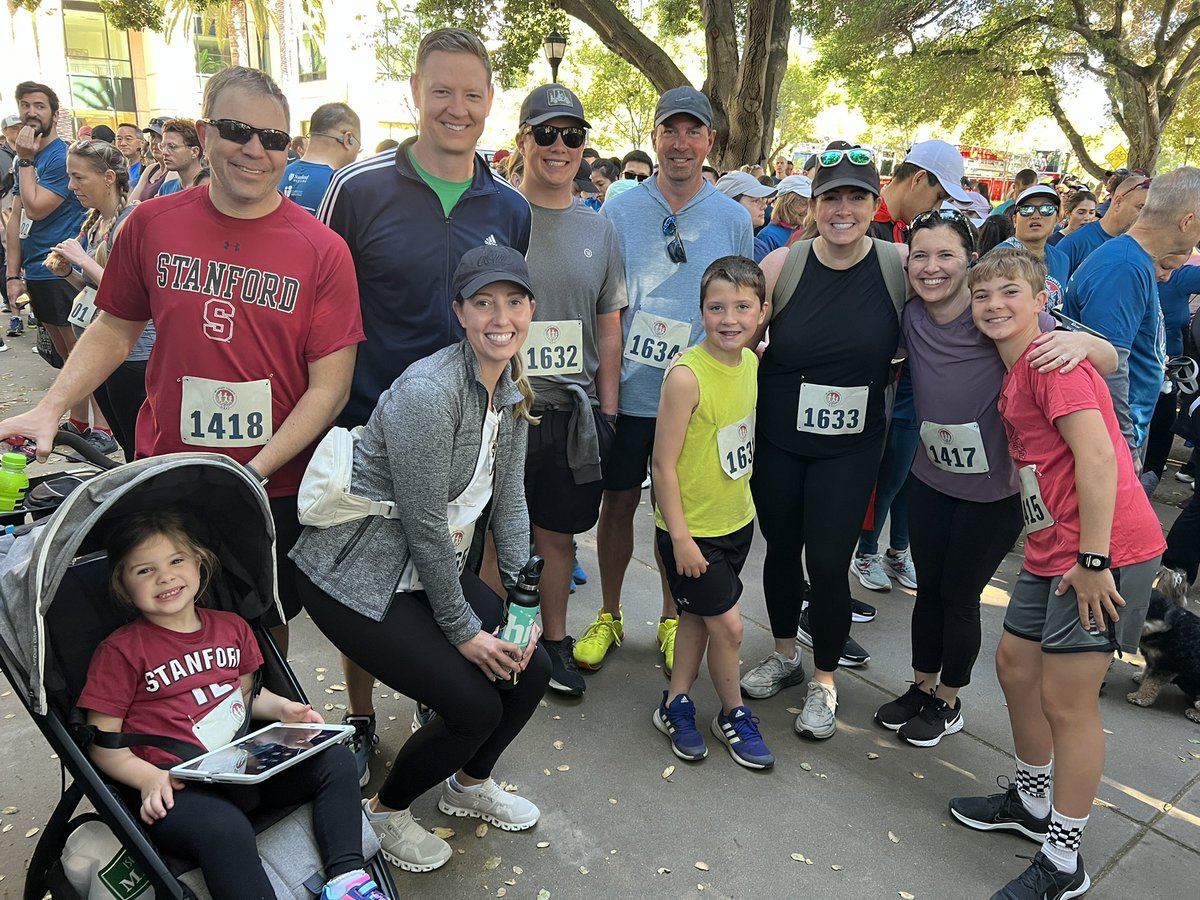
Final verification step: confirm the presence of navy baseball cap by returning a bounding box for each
[520,84,590,128]
[453,245,535,300]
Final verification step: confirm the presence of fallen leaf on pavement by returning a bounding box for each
[496,889,506,898]
[657,867,671,874]
[484,856,501,870]
[694,861,710,871]
[544,769,552,776]
[662,765,675,779]
[557,765,570,772]
[786,707,801,714]
[911,772,925,779]
[553,740,564,750]
[537,841,550,848]
[431,827,455,839]
[888,832,900,844]
[579,866,589,875]
[831,864,844,871]
[867,753,879,760]
[476,824,488,838]
[25,828,39,838]
[512,867,523,875]
[800,762,812,771]
[790,853,804,862]
[1,807,17,815]
[537,890,551,900]
[899,892,915,899]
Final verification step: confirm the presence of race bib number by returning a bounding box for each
[1018,465,1055,534]
[919,421,990,474]
[716,413,755,480]
[449,520,477,576]
[67,286,99,329]
[18,208,32,240]
[190,686,247,750]
[181,376,273,448]
[524,319,583,376]
[623,310,691,370]
[796,383,868,435]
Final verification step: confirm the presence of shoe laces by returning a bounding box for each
[1009,852,1060,889]
[345,716,378,752]
[725,709,765,742]
[553,637,580,671]
[581,615,621,647]
[660,622,676,654]
[664,698,701,735]
[804,682,836,715]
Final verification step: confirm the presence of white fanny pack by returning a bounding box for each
[297,426,401,528]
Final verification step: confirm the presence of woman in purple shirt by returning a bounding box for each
[875,210,1116,747]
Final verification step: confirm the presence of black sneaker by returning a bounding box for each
[796,610,870,667]
[898,695,964,747]
[990,850,1089,899]
[950,777,1050,842]
[84,428,119,455]
[875,683,933,730]
[543,637,585,696]
[343,713,378,788]
[851,598,877,623]
[410,702,438,733]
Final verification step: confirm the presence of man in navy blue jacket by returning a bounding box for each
[316,27,532,789]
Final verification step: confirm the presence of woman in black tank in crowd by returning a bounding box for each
[738,145,903,741]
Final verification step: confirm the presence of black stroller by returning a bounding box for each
[0,447,398,898]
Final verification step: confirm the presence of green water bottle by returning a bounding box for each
[0,452,30,513]
[496,557,544,689]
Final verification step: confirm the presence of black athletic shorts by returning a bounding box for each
[655,521,754,617]
[603,414,656,491]
[525,407,614,534]
[265,493,304,627]
[25,277,75,327]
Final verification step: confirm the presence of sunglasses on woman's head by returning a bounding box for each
[1016,203,1059,218]
[623,171,649,181]
[909,208,977,252]
[818,147,874,167]
[201,118,291,152]
[528,124,587,149]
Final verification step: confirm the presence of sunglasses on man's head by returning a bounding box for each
[1117,178,1153,200]
[818,147,874,168]
[662,215,687,264]
[528,124,587,149]
[1016,203,1059,218]
[201,118,291,152]
[623,171,649,181]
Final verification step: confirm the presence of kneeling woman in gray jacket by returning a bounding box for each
[291,246,550,874]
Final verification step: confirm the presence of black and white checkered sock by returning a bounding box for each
[1042,808,1088,873]
[1014,756,1052,818]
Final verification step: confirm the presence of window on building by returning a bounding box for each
[195,16,233,84]
[62,1,136,131]
[298,30,327,83]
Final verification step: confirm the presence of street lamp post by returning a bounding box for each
[543,30,567,84]
[1186,132,1197,167]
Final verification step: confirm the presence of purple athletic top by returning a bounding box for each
[904,302,1054,502]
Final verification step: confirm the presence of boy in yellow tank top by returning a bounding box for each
[651,256,773,769]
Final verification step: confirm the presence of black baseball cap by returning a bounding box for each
[574,159,595,193]
[90,124,116,143]
[811,141,880,197]
[520,84,590,128]
[453,245,535,300]
[653,86,713,128]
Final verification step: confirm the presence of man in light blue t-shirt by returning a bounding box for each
[595,85,753,673]
[1058,173,1148,278]
[1066,168,1200,459]
[281,102,361,214]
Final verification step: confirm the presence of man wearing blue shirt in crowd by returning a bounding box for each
[155,118,203,196]
[1058,174,1149,278]
[1066,168,1200,460]
[281,102,361,214]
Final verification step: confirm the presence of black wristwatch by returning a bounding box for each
[601,413,617,425]
[1077,552,1111,571]
[16,159,34,169]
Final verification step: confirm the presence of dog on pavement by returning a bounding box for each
[1127,573,1200,723]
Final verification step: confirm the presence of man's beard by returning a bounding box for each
[26,117,52,138]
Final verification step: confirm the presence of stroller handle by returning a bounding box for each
[48,428,122,471]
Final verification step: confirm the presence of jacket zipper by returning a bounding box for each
[334,517,373,565]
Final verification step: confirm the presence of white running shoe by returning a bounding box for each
[364,801,451,873]
[885,548,918,589]
[850,553,891,591]
[437,778,540,831]
[795,680,837,740]
[739,651,806,699]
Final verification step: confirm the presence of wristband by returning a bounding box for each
[243,463,269,487]
[1077,552,1110,571]
[601,413,617,425]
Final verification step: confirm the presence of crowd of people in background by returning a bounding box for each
[2,24,1200,900]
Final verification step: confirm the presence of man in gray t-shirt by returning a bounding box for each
[507,84,627,696]
[595,87,753,675]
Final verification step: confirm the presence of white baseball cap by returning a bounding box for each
[904,140,972,204]
[715,171,777,200]
[775,174,812,198]
[1,114,20,130]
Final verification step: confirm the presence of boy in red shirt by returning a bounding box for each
[950,247,1164,900]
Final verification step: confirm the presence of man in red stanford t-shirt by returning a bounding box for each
[0,68,363,649]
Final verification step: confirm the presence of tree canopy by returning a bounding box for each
[800,1,1200,176]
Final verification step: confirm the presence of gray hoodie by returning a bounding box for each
[290,340,530,645]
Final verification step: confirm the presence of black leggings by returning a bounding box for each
[752,434,884,672]
[1163,488,1200,583]
[140,744,363,898]
[907,478,1023,688]
[93,359,147,463]
[1143,388,1179,480]
[297,569,550,811]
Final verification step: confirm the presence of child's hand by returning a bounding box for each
[279,701,324,724]
[1057,564,1126,632]
[672,535,709,578]
[139,769,185,824]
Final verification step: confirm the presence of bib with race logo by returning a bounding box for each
[181,376,273,448]
[18,208,32,240]
[1018,465,1055,534]
[67,286,99,329]
[524,319,584,377]
[623,310,691,370]
[716,412,755,480]
[190,686,248,750]
[919,421,990,474]
[796,382,868,435]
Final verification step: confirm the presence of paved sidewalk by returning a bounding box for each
[1,332,1198,896]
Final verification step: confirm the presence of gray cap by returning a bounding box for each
[453,245,535,300]
[1,114,20,130]
[715,171,776,200]
[143,116,169,136]
[654,86,713,128]
[520,84,590,128]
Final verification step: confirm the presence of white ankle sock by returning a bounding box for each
[449,773,484,793]
[1014,756,1053,819]
[361,799,391,822]
[1042,808,1088,873]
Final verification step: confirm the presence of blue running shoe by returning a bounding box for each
[572,560,588,586]
[652,691,707,761]
[712,706,775,769]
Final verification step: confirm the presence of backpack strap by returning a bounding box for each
[769,238,812,322]
[870,237,908,321]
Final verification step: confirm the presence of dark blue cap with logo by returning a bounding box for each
[520,84,590,129]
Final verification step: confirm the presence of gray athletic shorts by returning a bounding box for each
[1003,556,1161,655]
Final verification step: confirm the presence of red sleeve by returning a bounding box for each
[301,227,364,364]
[1031,363,1103,426]
[77,635,139,721]
[93,205,152,322]
[223,612,264,676]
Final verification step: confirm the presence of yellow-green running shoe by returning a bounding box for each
[573,610,623,670]
[657,617,678,675]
